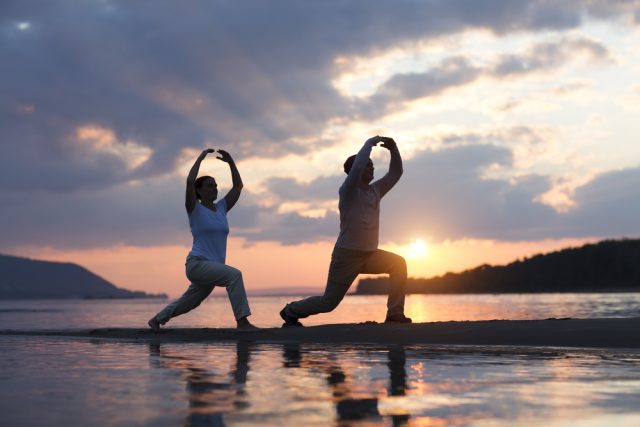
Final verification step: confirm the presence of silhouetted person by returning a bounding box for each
[280,136,411,326]
[149,149,257,331]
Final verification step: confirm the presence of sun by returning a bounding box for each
[407,238,428,259]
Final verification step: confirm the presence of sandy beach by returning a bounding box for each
[3,317,639,348]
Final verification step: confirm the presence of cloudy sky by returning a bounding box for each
[2,1,639,296]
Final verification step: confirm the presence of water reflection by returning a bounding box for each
[144,341,640,426]
[3,293,640,330]
[281,343,411,426]
[2,336,640,426]
[149,341,252,426]
[149,341,416,426]
[387,347,411,426]
[282,343,383,423]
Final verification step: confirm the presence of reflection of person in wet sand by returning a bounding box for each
[280,136,411,326]
[281,343,379,421]
[148,149,258,331]
[148,341,252,424]
[280,344,409,424]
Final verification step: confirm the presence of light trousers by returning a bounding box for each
[155,256,251,324]
[289,246,407,318]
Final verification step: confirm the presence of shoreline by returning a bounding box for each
[2,317,639,349]
[2,290,640,301]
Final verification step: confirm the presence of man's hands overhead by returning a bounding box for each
[379,136,397,151]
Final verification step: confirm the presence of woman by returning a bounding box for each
[148,148,258,330]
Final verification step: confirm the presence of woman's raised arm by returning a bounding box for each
[216,149,243,212]
[185,149,214,214]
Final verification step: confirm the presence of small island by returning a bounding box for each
[356,238,640,295]
[0,254,166,299]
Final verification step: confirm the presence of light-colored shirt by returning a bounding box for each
[187,199,229,263]
[335,183,382,251]
[334,139,402,251]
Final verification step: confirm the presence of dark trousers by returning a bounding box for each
[289,246,407,318]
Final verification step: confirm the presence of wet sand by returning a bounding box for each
[2,317,639,348]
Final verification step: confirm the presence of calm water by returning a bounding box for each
[1,338,640,426]
[1,294,640,426]
[2,293,640,330]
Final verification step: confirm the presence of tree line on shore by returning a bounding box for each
[355,239,640,294]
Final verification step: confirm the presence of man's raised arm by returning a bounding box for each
[342,136,382,193]
[374,137,403,198]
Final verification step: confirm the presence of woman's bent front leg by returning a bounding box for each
[187,259,251,321]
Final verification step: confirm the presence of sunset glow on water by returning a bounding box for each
[2,336,640,426]
[2,293,639,330]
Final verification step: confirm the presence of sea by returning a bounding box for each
[1,293,640,426]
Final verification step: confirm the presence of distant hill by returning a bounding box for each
[0,254,167,299]
[356,239,640,295]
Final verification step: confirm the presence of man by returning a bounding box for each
[280,135,411,326]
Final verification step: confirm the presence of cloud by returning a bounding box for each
[1,1,639,250]
[245,144,640,245]
[356,37,610,119]
[380,144,554,242]
[2,141,639,251]
[1,1,636,194]
[381,144,640,243]
[0,176,262,250]
[439,125,551,148]
[355,57,481,119]
[265,175,343,203]
[0,179,185,249]
[238,210,339,246]
[561,167,640,237]
[492,38,610,76]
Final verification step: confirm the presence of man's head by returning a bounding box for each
[343,155,356,174]
[344,155,374,183]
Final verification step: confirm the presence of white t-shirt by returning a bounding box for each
[187,199,229,263]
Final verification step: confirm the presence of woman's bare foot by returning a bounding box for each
[148,317,160,332]
[236,316,259,331]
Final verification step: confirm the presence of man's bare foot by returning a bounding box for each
[148,317,161,331]
[236,316,260,331]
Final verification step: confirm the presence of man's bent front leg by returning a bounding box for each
[363,249,408,317]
